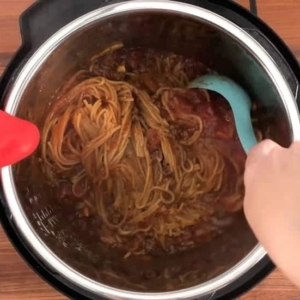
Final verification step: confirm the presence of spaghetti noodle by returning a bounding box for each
[41,44,248,257]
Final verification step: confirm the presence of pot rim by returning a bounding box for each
[2,1,300,299]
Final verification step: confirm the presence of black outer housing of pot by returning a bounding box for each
[0,0,299,299]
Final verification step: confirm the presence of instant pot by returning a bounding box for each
[1,0,300,299]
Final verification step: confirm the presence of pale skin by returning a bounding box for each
[244,139,300,288]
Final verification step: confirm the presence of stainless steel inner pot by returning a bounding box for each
[2,1,300,299]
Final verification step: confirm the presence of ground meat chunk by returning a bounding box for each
[147,129,161,152]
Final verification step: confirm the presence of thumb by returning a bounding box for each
[245,139,280,183]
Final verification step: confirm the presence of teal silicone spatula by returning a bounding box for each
[189,74,257,153]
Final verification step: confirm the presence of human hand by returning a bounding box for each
[244,140,300,288]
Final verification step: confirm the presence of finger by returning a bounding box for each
[245,139,280,184]
[246,139,279,169]
[289,141,300,152]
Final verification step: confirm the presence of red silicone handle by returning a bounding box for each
[0,110,40,168]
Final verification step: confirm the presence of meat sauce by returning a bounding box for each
[141,89,246,254]
[90,47,207,93]
[168,89,237,140]
[56,46,248,256]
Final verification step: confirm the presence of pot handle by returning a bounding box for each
[0,0,112,108]
[18,0,115,51]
